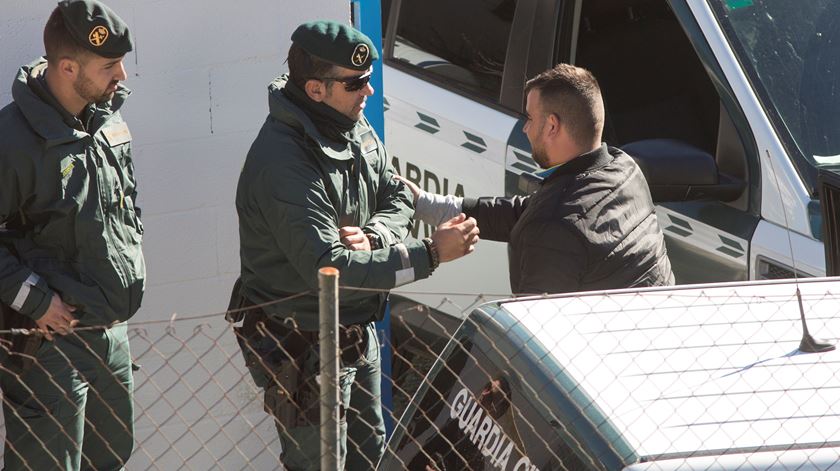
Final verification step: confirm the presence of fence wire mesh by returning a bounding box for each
[0,277,838,470]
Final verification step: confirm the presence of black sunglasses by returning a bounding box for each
[318,72,372,92]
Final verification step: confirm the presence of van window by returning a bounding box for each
[573,0,756,214]
[711,0,840,194]
[575,1,720,153]
[383,0,515,103]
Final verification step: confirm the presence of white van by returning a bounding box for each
[379,0,840,292]
[377,4,840,466]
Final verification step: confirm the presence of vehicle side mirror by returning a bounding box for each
[621,139,745,203]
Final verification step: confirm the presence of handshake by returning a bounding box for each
[338,178,480,264]
[339,214,479,262]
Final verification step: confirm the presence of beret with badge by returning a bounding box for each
[291,20,379,71]
[57,0,133,58]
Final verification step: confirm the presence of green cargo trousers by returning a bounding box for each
[264,322,386,471]
[1,322,134,470]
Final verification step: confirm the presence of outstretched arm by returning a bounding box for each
[394,175,463,227]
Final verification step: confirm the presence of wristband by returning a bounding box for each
[422,237,440,273]
[366,233,382,250]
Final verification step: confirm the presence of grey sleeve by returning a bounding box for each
[414,191,463,227]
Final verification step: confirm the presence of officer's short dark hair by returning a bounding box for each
[44,7,90,65]
[287,43,338,90]
[524,64,605,147]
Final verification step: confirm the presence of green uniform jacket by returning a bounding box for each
[236,75,432,330]
[0,58,145,325]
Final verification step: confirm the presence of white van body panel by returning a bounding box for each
[385,64,518,150]
[656,206,749,272]
[751,220,826,278]
[384,66,514,312]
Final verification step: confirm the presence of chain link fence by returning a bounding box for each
[0,277,839,470]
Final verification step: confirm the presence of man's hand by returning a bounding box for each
[430,213,480,263]
[394,175,422,204]
[35,294,78,341]
[339,226,372,251]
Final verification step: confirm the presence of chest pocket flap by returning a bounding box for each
[101,121,132,147]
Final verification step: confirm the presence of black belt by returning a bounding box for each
[239,303,368,365]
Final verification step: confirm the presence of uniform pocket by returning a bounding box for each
[353,323,380,367]
[121,204,144,244]
[5,392,61,419]
[58,155,88,202]
[134,213,144,235]
[126,197,143,235]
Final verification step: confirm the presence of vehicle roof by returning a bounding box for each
[622,446,840,470]
[495,277,840,463]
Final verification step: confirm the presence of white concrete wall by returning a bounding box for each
[1,1,346,469]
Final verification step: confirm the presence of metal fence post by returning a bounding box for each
[319,267,340,470]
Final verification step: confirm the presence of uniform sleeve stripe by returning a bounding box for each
[393,243,415,286]
[395,268,415,287]
[11,273,41,311]
[395,243,411,270]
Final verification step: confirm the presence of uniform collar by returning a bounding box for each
[32,72,81,129]
[282,78,356,143]
[12,57,130,148]
[267,75,356,161]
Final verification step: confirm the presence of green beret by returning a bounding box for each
[291,20,379,71]
[57,0,133,58]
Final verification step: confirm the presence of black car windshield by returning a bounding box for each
[710,0,840,192]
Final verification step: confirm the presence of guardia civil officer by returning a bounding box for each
[0,1,143,469]
[233,21,479,470]
[400,64,674,294]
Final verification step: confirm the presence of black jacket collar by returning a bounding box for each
[544,143,613,183]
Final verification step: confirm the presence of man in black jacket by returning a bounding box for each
[401,63,674,295]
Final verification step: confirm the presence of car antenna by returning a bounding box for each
[765,149,834,352]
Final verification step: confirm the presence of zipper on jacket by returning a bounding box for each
[91,142,132,309]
